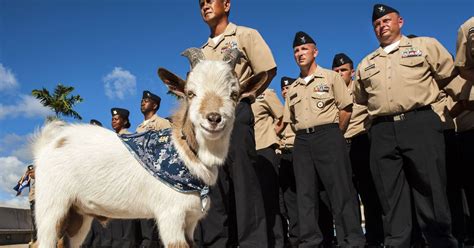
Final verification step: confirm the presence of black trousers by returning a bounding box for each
[293,124,365,248]
[195,100,267,248]
[139,219,161,248]
[82,219,141,248]
[347,133,384,245]
[256,147,285,248]
[444,129,466,244]
[458,129,474,242]
[279,150,299,247]
[369,109,457,248]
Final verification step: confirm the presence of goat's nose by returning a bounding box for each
[206,112,222,125]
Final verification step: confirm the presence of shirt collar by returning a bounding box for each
[296,65,325,86]
[371,35,410,59]
[202,22,237,49]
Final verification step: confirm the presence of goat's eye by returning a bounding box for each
[187,91,196,99]
[230,91,239,101]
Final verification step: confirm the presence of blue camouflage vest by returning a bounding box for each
[120,129,209,210]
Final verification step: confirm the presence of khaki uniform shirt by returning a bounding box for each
[201,22,276,93]
[355,36,455,117]
[455,17,474,80]
[118,129,131,135]
[431,90,456,130]
[279,123,296,150]
[136,114,171,132]
[251,89,283,150]
[283,66,353,131]
[345,80,371,139]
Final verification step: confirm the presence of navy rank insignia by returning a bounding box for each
[401,48,423,58]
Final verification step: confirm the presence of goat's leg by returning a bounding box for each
[36,201,70,248]
[184,212,201,247]
[157,211,190,248]
[66,214,93,248]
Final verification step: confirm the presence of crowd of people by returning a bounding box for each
[20,0,473,247]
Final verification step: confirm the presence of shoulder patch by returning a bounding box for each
[364,64,376,71]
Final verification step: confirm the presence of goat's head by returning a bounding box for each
[157,48,267,151]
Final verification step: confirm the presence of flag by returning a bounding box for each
[13,174,30,196]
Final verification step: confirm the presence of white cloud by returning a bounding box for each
[0,156,29,201]
[0,64,18,91]
[0,94,51,120]
[0,196,29,209]
[0,133,34,162]
[103,67,137,100]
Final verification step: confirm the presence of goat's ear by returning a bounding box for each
[157,68,186,98]
[239,71,268,100]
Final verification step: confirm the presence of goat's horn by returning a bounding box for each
[223,48,243,70]
[181,48,205,69]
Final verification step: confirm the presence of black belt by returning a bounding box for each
[373,105,432,124]
[295,123,338,135]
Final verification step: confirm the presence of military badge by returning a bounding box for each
[317,101,324,108]
[314,83,330,95]
[220,41,238,54]
[401,48,423,58]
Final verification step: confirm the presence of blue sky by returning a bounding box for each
[1,0,472,208]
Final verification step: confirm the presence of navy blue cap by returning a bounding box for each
[332,53,353,68]
[143,90,161,106]
[281,76,296,88]
[373,4,399,22]
[293,31,316,48]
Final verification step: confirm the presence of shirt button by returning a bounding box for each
[388,86,391,89]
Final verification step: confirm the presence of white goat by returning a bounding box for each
[31,48,268,248]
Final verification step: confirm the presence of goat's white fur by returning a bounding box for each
[32,60,258,248]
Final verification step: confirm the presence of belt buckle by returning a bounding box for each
[393,113,405,121]
[306,127,315,133]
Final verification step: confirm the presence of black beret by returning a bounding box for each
[142,90,161,105]
[332,53,354,68]
[280,76,296,89]
[293,31,316,48]
[372,4,399,22]
[90,119,103,127]
[27,164,34,170]
[111,108,130,118]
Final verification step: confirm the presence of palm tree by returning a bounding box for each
[32,83,84,120]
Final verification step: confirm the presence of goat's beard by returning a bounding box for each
[195,117,234,166]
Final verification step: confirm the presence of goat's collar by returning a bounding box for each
[119,129,209,211]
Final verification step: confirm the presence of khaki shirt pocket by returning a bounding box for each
[399,57,426,81]
[310,92,333,112]
[289,94,303,119]
[359,68,380,89]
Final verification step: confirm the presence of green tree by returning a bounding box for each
[32,83,84,120]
